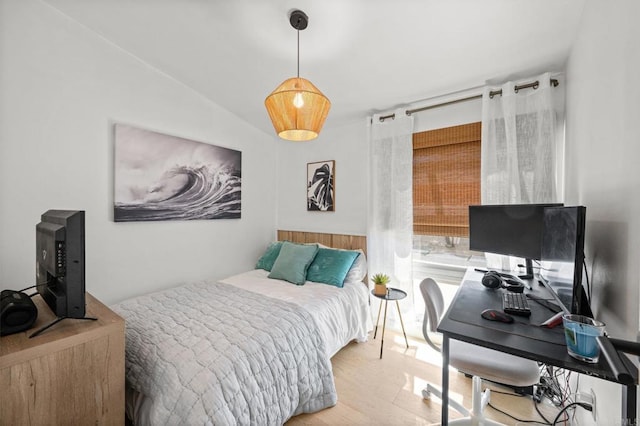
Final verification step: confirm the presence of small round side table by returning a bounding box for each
[371,287,409,359]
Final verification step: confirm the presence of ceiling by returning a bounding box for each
[43,0,586,136]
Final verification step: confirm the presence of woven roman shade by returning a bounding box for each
[413,122,481,237]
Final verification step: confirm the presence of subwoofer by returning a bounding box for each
[1,289,38,336]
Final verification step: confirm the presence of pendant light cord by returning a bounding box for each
[297,27,300,78]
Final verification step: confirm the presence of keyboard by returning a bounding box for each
[503,292,531,317]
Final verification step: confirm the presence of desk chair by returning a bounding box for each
[420,278,540,425]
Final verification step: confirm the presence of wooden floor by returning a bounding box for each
[286,330,560,425]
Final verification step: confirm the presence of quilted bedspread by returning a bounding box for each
[113,281,337,425]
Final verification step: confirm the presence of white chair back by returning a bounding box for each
[419,278,445,352]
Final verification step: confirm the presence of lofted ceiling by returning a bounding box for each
[43,0,586,137]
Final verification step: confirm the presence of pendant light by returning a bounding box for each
[265,9,331,141]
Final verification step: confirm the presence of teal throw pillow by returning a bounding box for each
[268,242,319,285]
[307,248,360,288]
[255,241,283,271]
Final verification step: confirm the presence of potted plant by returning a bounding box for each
[372,273,390,296]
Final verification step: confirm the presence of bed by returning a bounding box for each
[113,230,372,425]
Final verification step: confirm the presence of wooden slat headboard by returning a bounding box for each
[277,230,367,257]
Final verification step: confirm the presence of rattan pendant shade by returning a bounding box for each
[265,77,331,141]
[264,9,330,142]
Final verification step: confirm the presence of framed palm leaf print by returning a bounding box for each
[307,160,335,212]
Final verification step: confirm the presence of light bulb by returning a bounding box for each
[293,92,304,108]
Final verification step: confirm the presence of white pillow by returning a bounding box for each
[344,249,367,283]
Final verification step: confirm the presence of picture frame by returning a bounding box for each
[113,123,241,222]
[307,160,335,212]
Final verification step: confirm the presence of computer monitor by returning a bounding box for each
[36,210,86,319]
[468,203,563,278]
[539,206,592,317]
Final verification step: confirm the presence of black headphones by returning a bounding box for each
[481,271,525,293]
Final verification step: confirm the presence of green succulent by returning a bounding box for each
[371,273,390,285]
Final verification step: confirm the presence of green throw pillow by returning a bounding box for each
[307,248,360,287]
[268,241,319,285]
[255,241,283,271]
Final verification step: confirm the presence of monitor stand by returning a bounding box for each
[29,316,98,338]
[518,258,535,280]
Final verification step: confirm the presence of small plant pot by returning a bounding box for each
[374,283,387,296]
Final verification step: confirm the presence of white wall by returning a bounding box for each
[0,0,277,305]
[276,120,369,235]
[412,93,482,133]
[565,0,640,422]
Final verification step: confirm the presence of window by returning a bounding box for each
[413,122,481,237]
[412,122,484,288]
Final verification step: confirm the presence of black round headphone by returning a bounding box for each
[481,271,525,293]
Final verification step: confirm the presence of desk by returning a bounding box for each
[437,268,638,425]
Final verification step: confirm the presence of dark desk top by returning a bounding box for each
[438,269,638,385]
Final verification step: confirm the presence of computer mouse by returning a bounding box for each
[481,309,514,323]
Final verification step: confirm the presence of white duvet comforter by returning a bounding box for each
[113,270,371,425]
[220,269,372,357]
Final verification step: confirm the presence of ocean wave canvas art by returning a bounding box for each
[114,124,241,222]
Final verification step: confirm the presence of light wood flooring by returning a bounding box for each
[286,330,560,425]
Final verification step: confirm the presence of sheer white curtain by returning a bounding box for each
[481,72,564,270]
[481,72,564,204]
[368,108,415,331]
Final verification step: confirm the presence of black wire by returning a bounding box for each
[487,402,551,425]
[23,282,50,298]
[562,371,574,406]
[519,262,552,271]
[0,282,49,301]
[534,399,553,425]
[538,366,566,407]
[22,281,50,292]
[488,401,547,424]
[552,402,592,425]
[21,284,39,292]
[535,366,591,425]
[534,365,567,424]
[483,365,581,426]
[486,387,550,425]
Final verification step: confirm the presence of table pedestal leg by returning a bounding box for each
[395,300,409,349]
[373,299,383,339]
[380,300,389,359]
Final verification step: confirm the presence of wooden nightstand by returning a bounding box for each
[0,293,125,425]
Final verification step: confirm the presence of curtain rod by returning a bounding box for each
[378,78,559,122]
